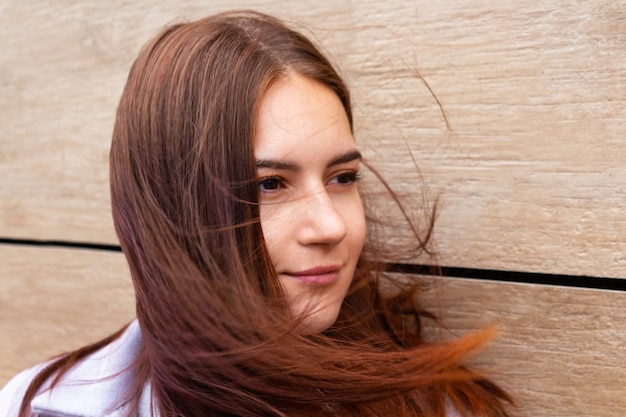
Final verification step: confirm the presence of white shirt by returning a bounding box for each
[0,320,153,417]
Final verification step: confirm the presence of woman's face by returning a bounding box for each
[254,73,366,333]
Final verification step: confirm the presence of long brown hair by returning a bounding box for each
[20,10,511,417]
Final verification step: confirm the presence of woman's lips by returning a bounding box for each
[285,265,341,286]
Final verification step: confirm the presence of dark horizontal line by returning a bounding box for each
[0,237,122,252]
[1,237,624,291]
[387,263,626,292]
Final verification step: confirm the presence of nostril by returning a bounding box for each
[296,194,347,246]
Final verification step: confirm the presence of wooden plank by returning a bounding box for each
[1,1,625,278]
[415,276,626,417]
[0,246,134,386]
[349,1,626,279]
[2,247,624,417]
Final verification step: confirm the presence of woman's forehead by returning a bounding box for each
[254,74,353,159]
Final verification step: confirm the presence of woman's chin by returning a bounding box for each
[298,305,341,334]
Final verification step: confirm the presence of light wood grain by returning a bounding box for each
[2,247,625,417]
[0,2,624,274]
[349,1,626,279]
[0,245,134,386]
[2,3,625,416]
[0,0,626,278]
[415,275,626,417]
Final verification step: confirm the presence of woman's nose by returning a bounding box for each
[295,190,347,246]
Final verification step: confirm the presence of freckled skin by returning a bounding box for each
[255,73,366,333]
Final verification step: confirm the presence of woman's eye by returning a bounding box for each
[259,177,282,192]
[330,170,361,185]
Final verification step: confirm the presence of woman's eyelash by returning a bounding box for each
[258,176,283,192]
[333,170,362,184]
[258,170,361,193]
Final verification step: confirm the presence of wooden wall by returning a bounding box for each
[1,1,624,416]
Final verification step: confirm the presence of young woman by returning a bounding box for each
[0,10,512,417]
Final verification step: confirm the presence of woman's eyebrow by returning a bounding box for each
[327,150,362,168]
[255,150,362,171]
[255,159,299,171]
